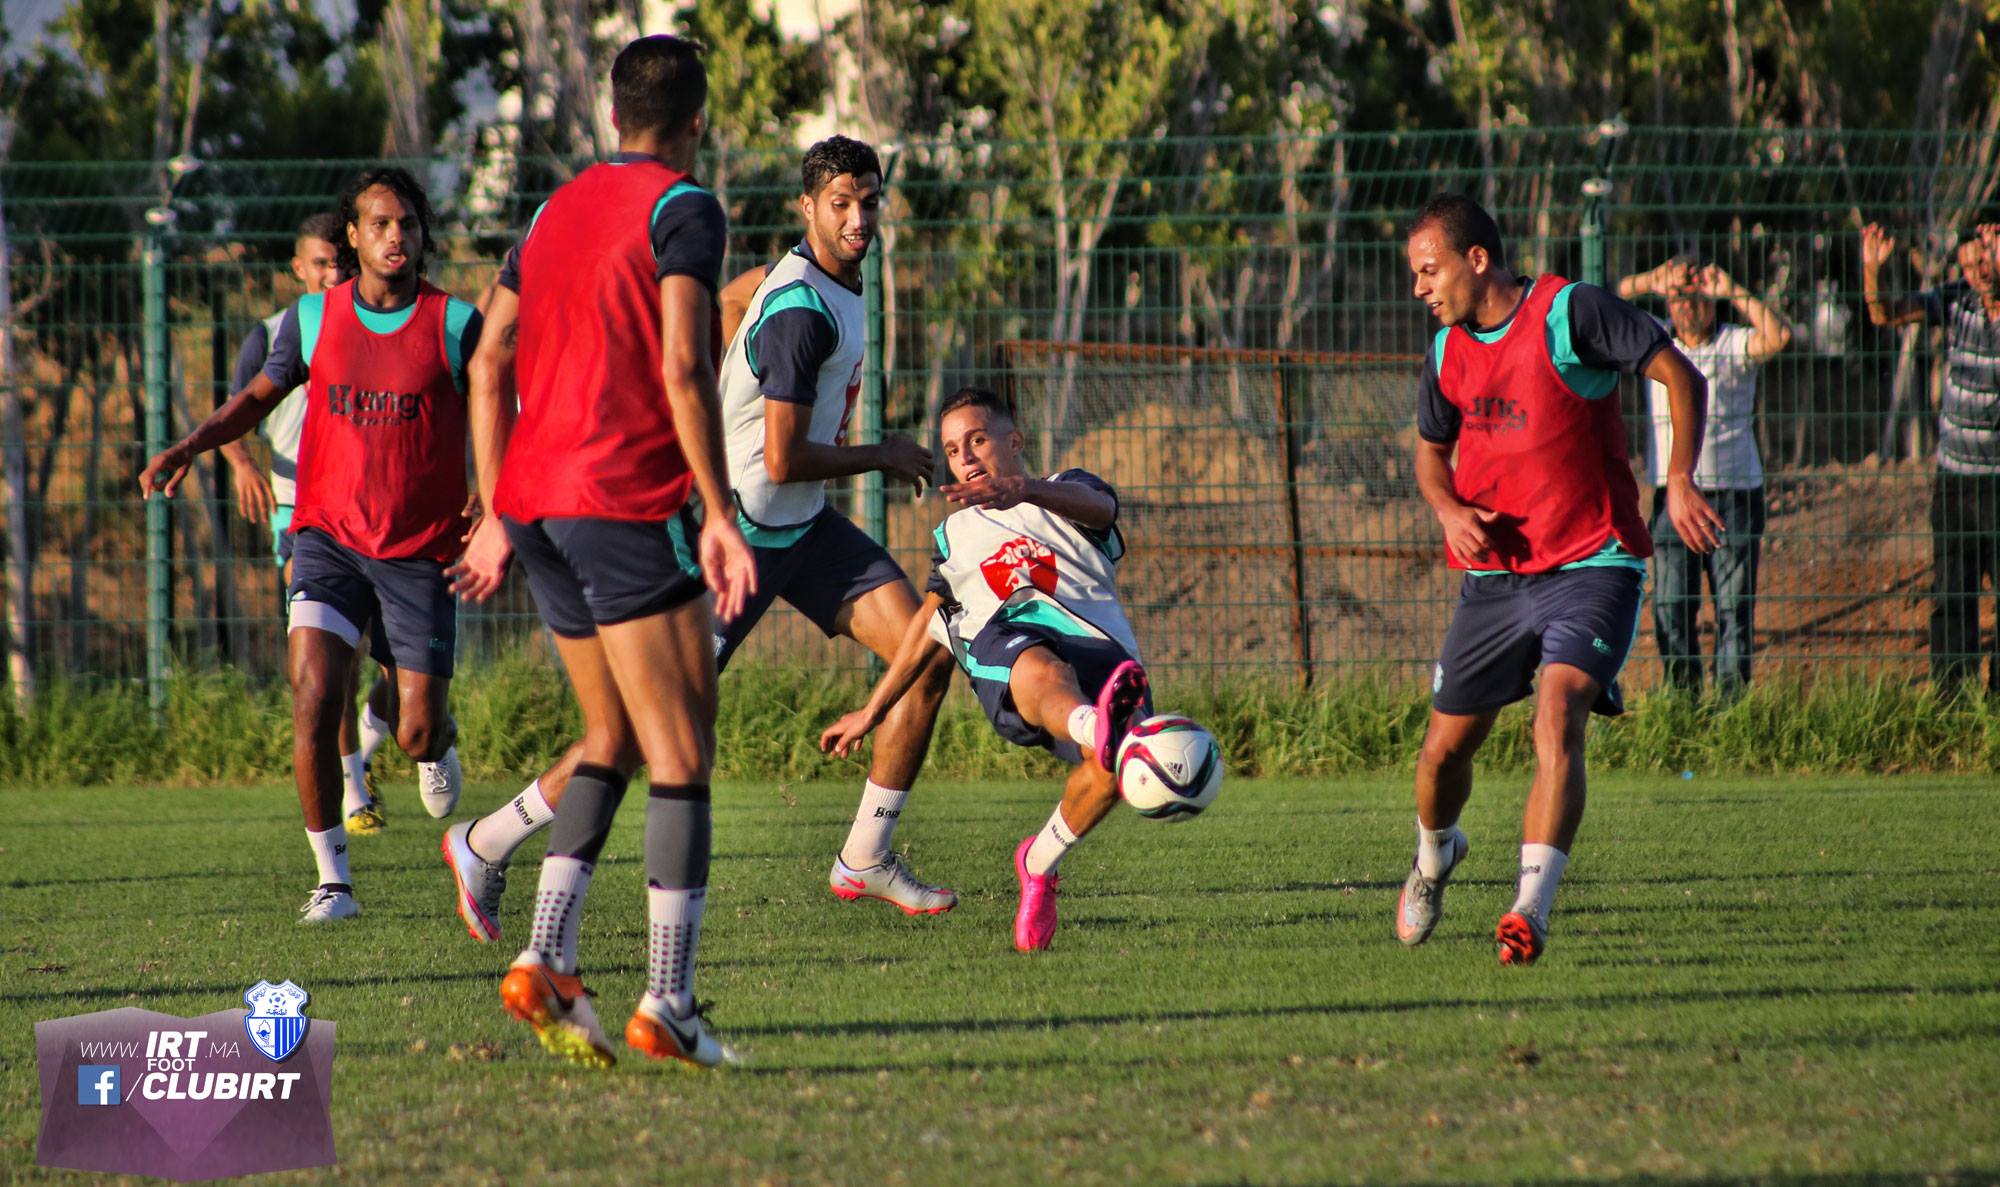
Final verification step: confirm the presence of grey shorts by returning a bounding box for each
[1432,566,1644,717]
[714,506,906,669]
[503,512,708,639]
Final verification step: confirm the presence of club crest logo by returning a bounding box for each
[981,536,1058,599]
[242,981,310,1062]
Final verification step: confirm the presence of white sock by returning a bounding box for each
[1066,706,1101,751]
[305,826,351,888]
[468,779,556,864]
[527,855,593,975]
[1511,843,1569,929]
[1416,820,1461,879]
[1023,805,1079,876]
[340,753,369,817]
[840,780,909,868]
[358,702,392,764]
[645,884,706,1017]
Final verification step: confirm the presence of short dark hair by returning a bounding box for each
[297,211,344,247]
[938,386,1012,425]
[611,36,706,139]
[802,135,882,197]
[1406,192,1508,270]
[336,166,434,278]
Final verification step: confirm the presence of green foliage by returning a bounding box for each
[4,665,1996,788]
[2,775,1994,1181]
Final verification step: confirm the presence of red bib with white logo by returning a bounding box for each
[1437,273,1651,573]
[290,279,467,562]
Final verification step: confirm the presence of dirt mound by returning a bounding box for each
[1059,403,1283,505]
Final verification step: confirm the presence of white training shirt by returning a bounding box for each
[258,309,310,505]
[717,244,867,530]
[1645,321,1764,491]
[925,470,1142,665]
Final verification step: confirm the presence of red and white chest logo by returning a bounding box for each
[981,536,1058,599]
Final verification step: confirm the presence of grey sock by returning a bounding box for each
[546,763,628,865]
[644,783,711,889]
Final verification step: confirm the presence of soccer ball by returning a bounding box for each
[1115,715,1223,820]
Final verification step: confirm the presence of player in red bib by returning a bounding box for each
[449,35,754,1071]
[140,168,482,924]
[1395,193,1725,966]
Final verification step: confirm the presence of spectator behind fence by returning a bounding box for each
[1863,221,2000,696]
[1617,258,1791,697]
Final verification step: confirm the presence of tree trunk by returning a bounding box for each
[0,167,32,705]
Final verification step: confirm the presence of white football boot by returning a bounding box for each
[297,885,360,924]
[417,745,463,818]
[829,852,957,915]
[1396,828,1468,946]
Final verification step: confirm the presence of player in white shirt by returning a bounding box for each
[1617,257,1791,696]
[821,388,1154,952]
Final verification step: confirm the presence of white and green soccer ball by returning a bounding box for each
[1115,714,1224,820]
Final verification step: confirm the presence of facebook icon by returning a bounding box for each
[76,1065,121,1106]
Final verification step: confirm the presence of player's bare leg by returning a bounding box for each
[827,580,958,914]
[345,660,398,833]
[1498,665,1597,966]
[1008,645,1146,951]
[499,630,641,1067]
[335,643,377,832]
[383,665,460,818]
[1399,707,1496,946]
[594,600,734,1067]
[289,628,360,922]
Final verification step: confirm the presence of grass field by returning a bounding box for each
[3,772,1997,1185]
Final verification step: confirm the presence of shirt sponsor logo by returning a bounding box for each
[325,383,425,426]
[980,536,1058,600]
[1463,395,1529,434]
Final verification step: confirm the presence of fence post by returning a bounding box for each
[1274,365,1314,689]
[142,221,172,714]
[859,236,886,548]
[1580,118,1628,286]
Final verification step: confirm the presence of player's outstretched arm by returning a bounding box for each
[137,372,288,500]
[660,273,756,623]
[449,283,520,601]
[1647,345,1725,554]
[765,401,934,491]
[1861,223,1925,328]
[821,591,949,758]
[939,474,1114,530]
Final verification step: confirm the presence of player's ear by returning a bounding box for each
[1006,426,1025,456]
[1466,244,1489,276]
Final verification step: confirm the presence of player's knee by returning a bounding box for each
[1417,731,1479,778]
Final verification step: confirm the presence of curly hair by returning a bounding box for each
[334,167,434,280]
[801,136,882,197]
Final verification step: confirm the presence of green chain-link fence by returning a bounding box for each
[5,126,1998,696]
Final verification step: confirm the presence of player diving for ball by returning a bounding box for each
[444,134,960,944]
[141,167,480,923]
[820,386,1153,952]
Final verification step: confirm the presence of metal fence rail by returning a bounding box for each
[5,127,1998,694]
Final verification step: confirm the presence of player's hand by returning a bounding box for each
[460,491,483,528]
[819,709,878,759]
[1861,223,1896,270]
[1438,503,1501,566]
[940,473,1030,512]
[446,515,513,601]
[875,434,934,491]
[1665,474,1725,555]
[700,515,758,625]
[138,445,192,501]
[226,456,277,523]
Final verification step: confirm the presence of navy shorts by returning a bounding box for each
[288,528,456,677]
[714,506,906,669]
[1431,566,1645,717]
[961,617,1147,763]
[503,511,707,640]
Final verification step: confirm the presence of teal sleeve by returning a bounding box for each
[444,299,483,394]
[1547,285,1619,399]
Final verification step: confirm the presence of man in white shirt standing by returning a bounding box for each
[1618,257,1791,697]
